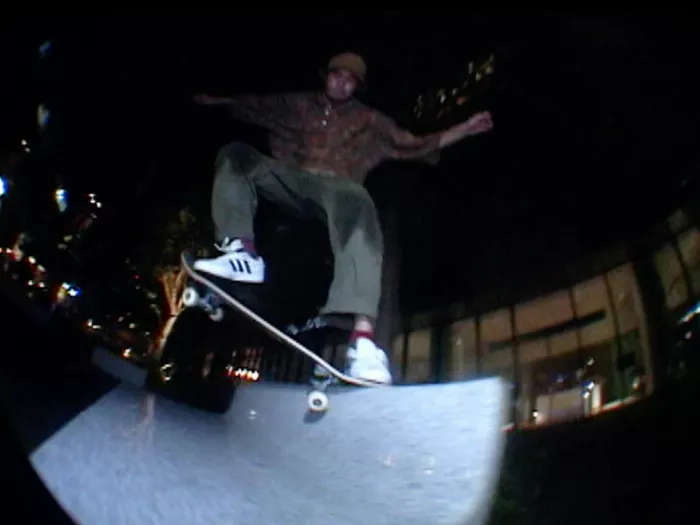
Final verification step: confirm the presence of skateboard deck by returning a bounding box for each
[180,252,387,411]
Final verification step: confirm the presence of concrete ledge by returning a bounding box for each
[31,378,508,525]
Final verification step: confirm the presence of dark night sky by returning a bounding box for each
[1,13,699,313]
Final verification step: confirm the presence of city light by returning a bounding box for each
[88,193,102,208]
[226,365,260,382]
[0,175,6,197]
[413,54,494,122]
[85,319,103,330]
[60,282,81,297]
[55,188,67,212]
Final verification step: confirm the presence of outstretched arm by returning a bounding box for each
[373,113,443,162]
[193,93,292,130]
[373,110,493,164]
[438,111,493,148]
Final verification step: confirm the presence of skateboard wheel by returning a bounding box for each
[182,287,199,307]
[209,307,224,322]
[308,391,329,412]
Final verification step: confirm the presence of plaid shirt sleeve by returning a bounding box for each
[228,93,295,130]
[371,111,442,165]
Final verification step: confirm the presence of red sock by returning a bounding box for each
[350,328,374,344]
[239,237,257,256]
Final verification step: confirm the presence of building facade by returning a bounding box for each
[392,208,700,427]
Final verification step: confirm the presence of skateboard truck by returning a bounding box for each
[308,365,337,412]
[182,286,225,322]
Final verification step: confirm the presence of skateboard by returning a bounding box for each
[179,252,387,412]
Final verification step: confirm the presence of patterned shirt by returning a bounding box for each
[228,91,441,185]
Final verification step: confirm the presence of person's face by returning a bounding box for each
[324,69,359,101]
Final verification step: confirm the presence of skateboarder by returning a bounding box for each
[192,52,493,385]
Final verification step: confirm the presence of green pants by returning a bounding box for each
[211,142,383,319]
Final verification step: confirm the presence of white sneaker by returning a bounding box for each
[345,337,393,384]
[193,238,265,283]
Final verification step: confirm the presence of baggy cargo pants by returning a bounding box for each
[210,142,383,319]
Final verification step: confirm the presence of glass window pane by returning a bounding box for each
[405,329,432,383]
[580,340,622,405]
[606,263,654,393]
[479,309,514,381]
[573,277,615,346]
[549,331,578,356]
[515,290,573,335]
[391,333,404,379]
[447,318,478,380]
[607,264,644,332]
[654,243,688,309]
[528,351,584,424]
[519,339,547,364]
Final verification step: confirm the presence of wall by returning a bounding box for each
[392,212,700,426]
[395,245,666,426]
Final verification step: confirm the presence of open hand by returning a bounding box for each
[461,111,493,135]
[440,111,494,148]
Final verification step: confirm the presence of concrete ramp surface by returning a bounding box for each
[30,378,508,525]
